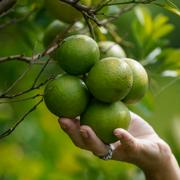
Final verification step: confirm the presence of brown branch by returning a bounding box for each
[59,0,102,26]
[0,54,39,64]
[0,22,74,65]
[0,23,74,99]
[101,4,135,25]
[0,5,14,18]
[0,9,34,29]
[94,0,113,13]
[0,98,43,140]
[106,0,156,6]
[0,53,56,64]
[2,65,32,96]
[0,94,43,104]
[83,13,95,39]
[59,0,156,28]
[0,76,54,99]
[31,23,75,87]
[0,0,16,15]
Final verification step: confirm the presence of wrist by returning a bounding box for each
[144,152,180,180]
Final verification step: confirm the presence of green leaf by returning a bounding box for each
[154,0,180,16]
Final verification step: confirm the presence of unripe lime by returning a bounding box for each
[81,100,130,143]
[43,20,67,48]
[123,58,149,103]
[44,74,89,118]
[55,35,100,75]
[86,57,133,103]
[98,41,126,58]
[44,0,91,23]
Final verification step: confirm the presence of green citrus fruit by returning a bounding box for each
[81,100,130,143]
[44,0,91,23]
[86,57,133,103]
[44,74,89,118]
[55,35,100,75]
[98,41,126,58]
[123,58,149,104]
[43,20,67,48]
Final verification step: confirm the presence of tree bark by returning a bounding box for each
[0,0,17,15]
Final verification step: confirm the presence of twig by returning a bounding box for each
[0,94,43,104]
[83,13,95,39]
[2,65,32,96]
[0,0,16,15]
[31,23,75,87]
[94,0,113,13]
[0,23,74,65]
[59,0,102,26]
[59,0,156,27]
[0,22,73,99]
[0,54,55,64]
[0,54,38,64]
[98,0,156,8]
[32,58,51,87]
[0,7,14,18]
[0,76,53,99]
[101,4,135,25]
[0,9,33,29]
[0,98,43,139]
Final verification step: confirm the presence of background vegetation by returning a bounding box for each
[0,0,179,179]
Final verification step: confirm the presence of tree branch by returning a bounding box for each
[59,0,157,27]
[0,98,43,140]
[83,13,95,39]
[0,54,39,64]
[104,0,156,7]
[2,65,32,95]
[0,0,16,15]
[0,22,74,65]
[0,94,43,104]
[0,76,54,99]
[0,22,74,99]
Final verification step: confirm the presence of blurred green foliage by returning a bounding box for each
[0,0,179,179]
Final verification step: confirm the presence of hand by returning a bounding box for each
[58,112,180,180]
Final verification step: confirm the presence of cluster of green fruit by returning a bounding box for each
[44,34,148,144]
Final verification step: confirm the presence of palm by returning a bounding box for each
[59,112,169,168]
[59,113,179,180]
[111,112,167,166]
[128,112,158,140]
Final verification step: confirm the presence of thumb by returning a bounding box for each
[114,128,137,150]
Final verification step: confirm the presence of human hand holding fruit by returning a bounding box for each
[43,34,180,179]
[58,112,180,180]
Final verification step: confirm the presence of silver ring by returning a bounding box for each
[98,144,115,160]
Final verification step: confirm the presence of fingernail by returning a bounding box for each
[114,129,122,136]
[80,130,89,138]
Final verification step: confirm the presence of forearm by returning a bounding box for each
[144,154,180,180]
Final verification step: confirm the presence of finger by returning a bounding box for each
[114,128,137,150]
[80,125,108,156]
[58,118,84,148]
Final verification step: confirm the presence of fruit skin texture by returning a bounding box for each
[44,0,91,23]
[43,20,67,48]
[98,41,126,59]
[56,35,100,75]
[86,57,133,103]
[44,74,89,118]
[123,58,149,104]
[81,100,131,143]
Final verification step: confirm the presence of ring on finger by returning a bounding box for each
[98,144,115,160]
